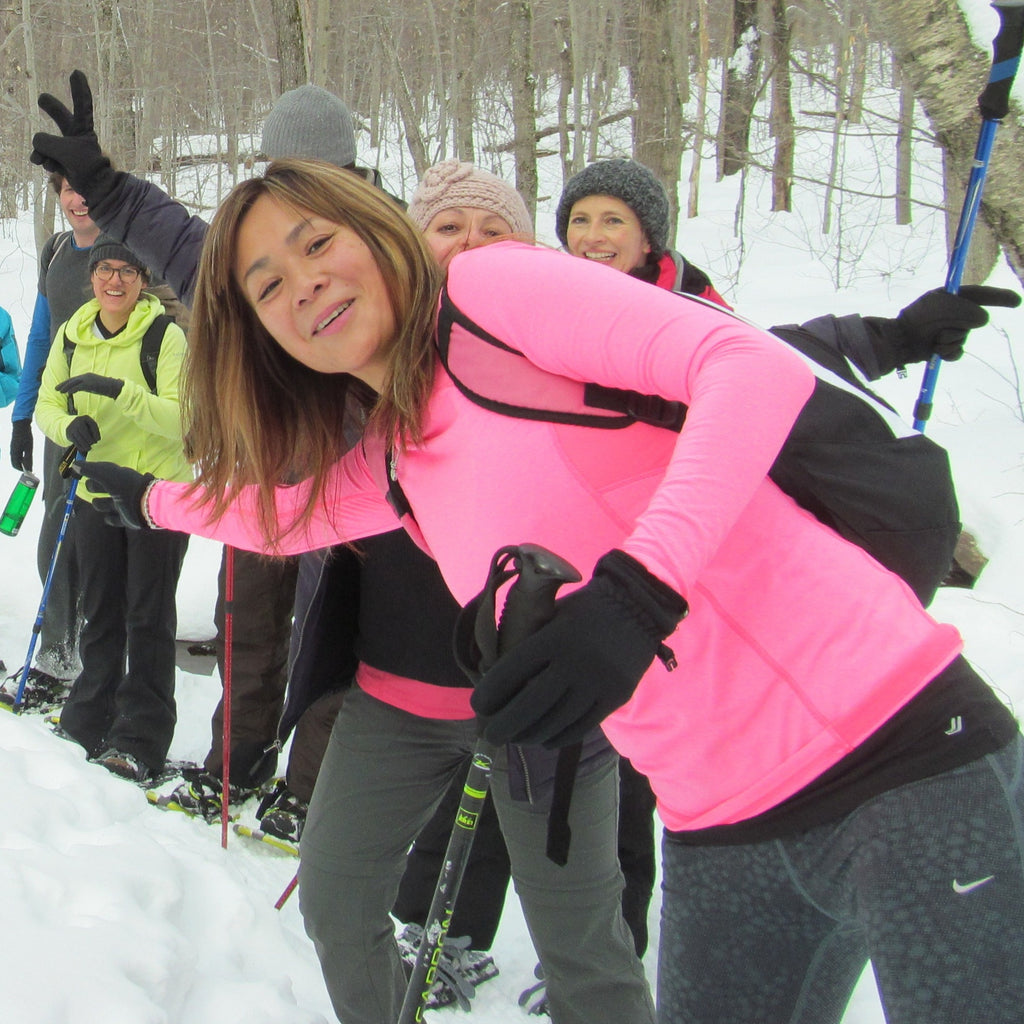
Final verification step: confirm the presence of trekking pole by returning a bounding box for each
[396,543,581,1024]
[275,872,299,910]
[914,0,1024,431]
[3,452,80,711]
[221,545,235,849]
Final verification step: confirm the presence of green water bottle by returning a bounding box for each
[0,471,40,537]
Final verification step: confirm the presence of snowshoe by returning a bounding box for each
[232,822,299,856]
[146,767,256,821]
[255,778,307,844]
[90,747,198,788]
[396,922,498,1011]
[518,962,549,1016]
[0,667,73,714]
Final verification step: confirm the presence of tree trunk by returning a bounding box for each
[508,1,538,220]
[309,0,332,86]
[633,0,685,241]
[769,0,793,212]
[719,0,762,178]
[375,16,429,176]
[687,0,709,219]
[269,0,307,95]
[454,0,477,161]
[895,63,913,225]
[867,0,1024,284]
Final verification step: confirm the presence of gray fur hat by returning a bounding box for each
[261,84,357,169]
[555,158,670,255]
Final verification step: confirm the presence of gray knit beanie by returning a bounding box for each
[555,158,670,255]
[89,233,148,278]
[261,84,357,168]
[408,159,533,238]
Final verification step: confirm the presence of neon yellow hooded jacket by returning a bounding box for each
[35,293,192,501]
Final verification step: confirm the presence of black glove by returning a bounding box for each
[470,549,688,748]
[65,415,101,453]
[72,460,155,530]
[29,71,119,206]
[891,285,1021,364]
[57,373,124,400]
[10,419,33,472]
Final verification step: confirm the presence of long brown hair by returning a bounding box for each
[184,158,443,543]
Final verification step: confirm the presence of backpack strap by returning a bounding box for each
[436,285,687,430]
[63,312,171,396]
[45,230,73,274]
[139,313,173,394]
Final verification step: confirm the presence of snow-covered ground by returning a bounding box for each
[1,23,1023,1021]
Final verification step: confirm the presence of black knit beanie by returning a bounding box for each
[555,158,670,255]
[89,234,148,277]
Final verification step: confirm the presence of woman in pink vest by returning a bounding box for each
[77,160,1024,1024]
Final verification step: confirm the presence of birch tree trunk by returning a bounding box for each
[867,0,1024,283]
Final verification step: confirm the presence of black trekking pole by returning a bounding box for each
[1,451,81,712]
[396,543,581,1024]
[914,0,1024,431]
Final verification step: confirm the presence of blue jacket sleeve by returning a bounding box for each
[11,293,51,421]
[0,308,20,407]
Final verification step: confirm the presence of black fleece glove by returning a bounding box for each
[10,419,33,472]
[65,415,101,453]
[470,549,688,748]
[888,285,1021,365]
[57,373,124,400]
[29,71,120,206]
[72,460,154,530]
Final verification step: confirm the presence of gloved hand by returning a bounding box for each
[10,419,33,472]
[894,285,1021,363]
[470,549,688,748]
[29,71,119,206]
[57,373,124,400]
[72,460,155,530]
[65,414,101,453]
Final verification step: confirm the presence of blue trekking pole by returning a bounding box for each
[914,0,1024,431]
[2,453,81,711]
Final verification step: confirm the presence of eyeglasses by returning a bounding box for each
[93,263,141,283]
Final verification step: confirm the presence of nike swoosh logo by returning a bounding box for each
[952,875,994,894]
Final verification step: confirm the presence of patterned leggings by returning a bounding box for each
[658,733,1024,1024]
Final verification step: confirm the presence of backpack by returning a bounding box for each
[62,312,175,395]
[432,285,961,607]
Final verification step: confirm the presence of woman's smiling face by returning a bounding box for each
[564,194,651,274]
[235,193,396,390]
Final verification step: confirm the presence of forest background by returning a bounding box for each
[2,0,1024,294]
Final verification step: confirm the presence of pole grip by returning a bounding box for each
[979,2,1024,120]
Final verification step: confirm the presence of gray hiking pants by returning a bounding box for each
[299,687,654,1024]
[658,732,1024,1024]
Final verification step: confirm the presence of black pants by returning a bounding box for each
[204,547,299,787]
[60,498,188,769]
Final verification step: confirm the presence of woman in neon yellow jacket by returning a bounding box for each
[35,235,191,782]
